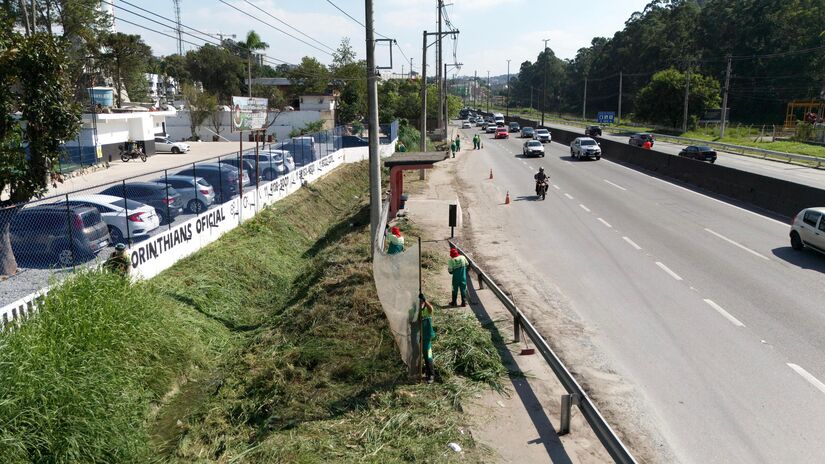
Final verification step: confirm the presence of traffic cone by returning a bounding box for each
[489,169,493,180]
[504,191,510,205]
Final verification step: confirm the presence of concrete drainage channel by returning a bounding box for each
[450,241,638,464]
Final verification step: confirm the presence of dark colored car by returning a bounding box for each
[275,137,317,166]
[100,182,183,224]
[521,127,535,138]
[585,125,602,137]
[629,133,655,147]
[219,158,257,184]
[10,204,110,267]
[176,163,244,203]
[509,122,520,133]
[340,135,370,148]
[679,145,717,163]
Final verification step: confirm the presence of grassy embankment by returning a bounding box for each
[0,162,505,463]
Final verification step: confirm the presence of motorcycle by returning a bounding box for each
[119,143,147,163]
[535,180,548,200]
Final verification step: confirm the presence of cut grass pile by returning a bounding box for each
[0,161,506,463]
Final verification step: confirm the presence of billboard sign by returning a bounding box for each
[231,96,268,131]
[597,111,615,124]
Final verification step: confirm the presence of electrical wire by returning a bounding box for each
[240,0,336,53]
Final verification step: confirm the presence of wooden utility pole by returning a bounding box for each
[720,54,732,138]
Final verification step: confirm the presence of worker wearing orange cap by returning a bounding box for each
[447,248,469,306]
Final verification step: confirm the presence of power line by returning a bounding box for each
[240,0,336,53]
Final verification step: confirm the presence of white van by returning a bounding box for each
[493,113,505,126]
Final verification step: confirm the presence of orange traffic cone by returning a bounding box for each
[489,169,493,180]
[504,191,510,205]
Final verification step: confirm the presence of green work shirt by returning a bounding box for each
[448,255,469,286]
[387,233,404,254]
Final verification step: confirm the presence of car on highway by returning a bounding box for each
[485,124,498,134]
[462,120,472,129]
[679,145,717,163]
[534,128,552,143]
[629,133,655,148]
[521,127,535,138]
[61,194,160,244]
[100,182,183,225]
[790,207,825,254]
[522,140,545,157]
[495,127,509,139]
[585,125,602,137]
[10,204,111,267]
[481,121,492,131]
[475,119,485,127]
[570,137,602,160]
[151,175,215,214]
[509,122,520,132]
[154,136,190,154]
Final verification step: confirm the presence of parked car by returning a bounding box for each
[790,207,825,254]
[462,120,472,129]
[629,133,655,147]
[585,125,602,137]
[151,175,215,214]
[154,136,190,154]
[10,204,111,267]
[523,140,545,157]
[679,145,717,163]
[534,128,552,143]
[242,150,295,180]
[521,127,535,138]
[340,135,369,148]
[176,163,245,203]
[219,158,257,184]
[275,136,317,166]
[495,127,509,139]
[100,182,183,224]
[570,137,602,160]
[485,124,498,134]
[509,122,520,132]
[61,194,159,244]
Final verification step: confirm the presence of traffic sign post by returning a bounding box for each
[597,111,615,124]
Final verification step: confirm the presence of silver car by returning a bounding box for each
[534,128,552,143]
[570,137,602,160]
[151,175,215,213]
[243,150,296,180]
[790,207,825,254]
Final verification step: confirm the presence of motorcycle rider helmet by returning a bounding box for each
[538,167,544,173]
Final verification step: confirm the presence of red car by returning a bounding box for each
[495,127,509,139]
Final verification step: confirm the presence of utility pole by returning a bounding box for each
[582,77,588,121]
[436,0,443,138]
[366,0,381,251]
[473,70,477,107]
[541,39,550,126]
[618,71,623,125]
[682,62,691,133]
[409,58,413,78]
[421,31,428,151]
[720,54,732,138]
[506,59,511,118]
[486,70,490,113]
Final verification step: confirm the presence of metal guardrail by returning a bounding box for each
[641,133,824,166]
[450,241,637,464]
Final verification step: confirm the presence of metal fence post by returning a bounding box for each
[477,271,484,289]
[64,194,75,270]
[559,393,578,435]
[513,312,521,343]
[163,170,171,230]
[192,163,199,216]
[217,156,224,202]
[122,180,131,245]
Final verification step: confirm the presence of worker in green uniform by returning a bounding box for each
[419,293,436,383]
[104,243,131,278]
[472,133,481,150]
[397,141,407,152]
[454,134,461,151]
[450,139,456,158]
[386,226,405,254]
[447,247,469,307]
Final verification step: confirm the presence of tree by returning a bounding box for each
[251,84,285,110]
[99,32,152,107]
[288,119,325,137]
[331,37,356,68]
[240,30,268,97]
[185,44,245,101]
[634,67,721,129]
[288,57,330,97]
[0,31,82,275]
[182,84,217,141]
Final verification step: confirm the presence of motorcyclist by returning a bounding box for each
[534,167,548,195]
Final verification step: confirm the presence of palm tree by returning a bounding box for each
[242,30,269,97]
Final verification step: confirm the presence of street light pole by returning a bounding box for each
[542,39,549,126]
[506,59,511,118]
[486,70,490,113]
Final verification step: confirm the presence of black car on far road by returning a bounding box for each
[629,133,655,147]
[679,145,717,163]
[585,125,602,137]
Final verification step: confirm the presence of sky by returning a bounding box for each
[115,0,653,77]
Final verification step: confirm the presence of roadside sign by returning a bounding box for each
[231,96,268,131]
[597,111,615,124]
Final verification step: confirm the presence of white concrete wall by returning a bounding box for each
[164,110,328,143]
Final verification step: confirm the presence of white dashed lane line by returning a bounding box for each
[787,363,825,395]
[622,236,642,250]
[579,204,591,212]
[704,228,770,261]
[704,299,746,327]
[597,218,612,228]
[656,261,683,281]
[604,179,627,191]
[553,184,560,190]
[564,193,574,200]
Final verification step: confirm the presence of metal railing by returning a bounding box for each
[641,132,824,166]
[450,241,638,464]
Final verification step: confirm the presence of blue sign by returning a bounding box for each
[597,111,615,124]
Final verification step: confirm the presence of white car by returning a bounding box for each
[485,124,498,134]
[462,120,472,128]
[154,136,190,154]
[62,194,160,244]
[534,128,552,143]
[790,207,825,254]
[522,140,545,157]
[570,137,602,160]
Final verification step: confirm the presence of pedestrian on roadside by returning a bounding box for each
[103,243,131,278]
[642,139,652,150]
[472,134,481,150]
[450,139,457,158]
[386,226,405,254]
[454,134,461,151]
[397,141,407,152]
[419,293,436,383]
[448,247,469,307]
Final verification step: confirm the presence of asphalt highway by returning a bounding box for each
[459,125,825,463]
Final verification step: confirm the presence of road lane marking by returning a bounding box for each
[597,218,612,228]
[564,193,574,199]
[604,179,627,191]
[622,236,642,250]
[579,204,591,212]
[655,262,683,281]
[553,184,560,190]
[704,228,770,261]
[703,299,745,327]
[787,363,825,395]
